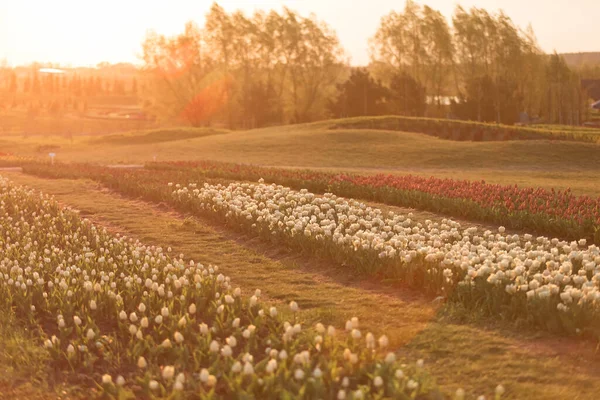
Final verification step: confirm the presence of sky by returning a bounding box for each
[0,0,597,67]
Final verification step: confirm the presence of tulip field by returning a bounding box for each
[147,160,600,243]
[0,175,443,399]
[17,160,600,244]
[2,158,600,398]
[170,180,600,337]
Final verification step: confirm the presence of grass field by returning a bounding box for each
[3,171,600,399]
[1,117,600,399]
[2,118,600,196]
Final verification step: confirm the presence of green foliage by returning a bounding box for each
[141,5,345,128]
[388,72,427,117]
[329,68,389,118]
[328,115,600,143]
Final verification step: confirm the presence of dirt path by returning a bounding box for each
[4,171,600,400]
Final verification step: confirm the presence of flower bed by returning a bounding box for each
[172,180,600,338]
[0,176,441,399]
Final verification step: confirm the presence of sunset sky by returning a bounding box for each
[0,0,596,67]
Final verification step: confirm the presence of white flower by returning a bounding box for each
[265,359,277,374]
[407,380,418,390]
[207,375,217,387]
[395,369,404,379]
[155,315,163,324]
[289,301,299,312]
[129,325,137,335]
[221,345,232,357]
[243,362,254,375]
[162,365,175,380]
[178,316,187,327]
[149,380,159,390]
[416,359,424,368]
[102,374,112,385]
[174,381,183,391]
[138,302,146,313]
[89,300,97,310]
[495,385,505,395]
[67,344,75,354]
[119,310,127,320]
[161,307,169,317]
[86,329,95,340]
[161,338,172,348]
[337,390,346,400]
[226,336,237,347]
[141,317,149,328]
[199,368,209,383]
[365,332,375,348]
[378,335,389,348]
[269,307,277,317]
[200,323,209,334]
[188,303,197,314]
[137,357,147,369]
[294,369,305,380]
[313,367,322,378]
[73,316,82,326]
[345,320,353,331]
[231,361,242,373]
[129,312,138,322]
[351,329,361,339]
[455,388,465,400]
[373,376,383,387]
[385,352,396,364]
[209,340,219,353]
[174,331,184,343]
[116,376,125,386]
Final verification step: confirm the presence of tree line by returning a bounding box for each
[1,70,137,97]
[138,1,595,128]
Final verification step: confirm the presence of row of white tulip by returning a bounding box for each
[171,180,600,336]
[0,175,497,399]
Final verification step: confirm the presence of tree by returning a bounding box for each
[387,72,426,116]
[142,3,343,128]
[329,68,388,117]
[23,76,31,93]
[278,9,345,123]
[204,3,236,127]
[8,71,17,93]
[420,6,453,110]
[370,2,452,114]
[32,70,41,94]
[142,21,228,126]
[546,53,586,125]
[370,0,424,82]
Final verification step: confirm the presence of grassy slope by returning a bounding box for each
[90,127,230,145]
[5,171,600,400]
[4,120,599,196]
